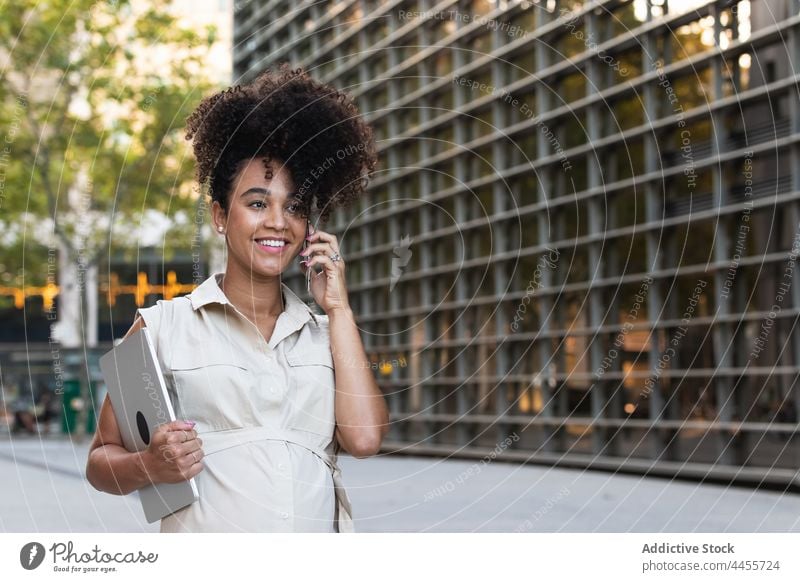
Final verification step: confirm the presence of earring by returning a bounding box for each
[218,226,224,233]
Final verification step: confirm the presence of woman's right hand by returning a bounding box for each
[142,420,205,484]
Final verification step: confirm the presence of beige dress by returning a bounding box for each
[135,272,354,533]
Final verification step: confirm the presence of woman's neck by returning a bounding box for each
[220,270,285,320]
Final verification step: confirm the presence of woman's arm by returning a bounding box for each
[302,225,390,457]
[85,316,204,494]
[86,316,153,495]
[86,394,157,495]
[329,306,390,458]
[86,395,202,495]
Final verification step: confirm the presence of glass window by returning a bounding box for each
[611,95,644,132]
[510,6,537,37]
[433,47,453,77]
[468,31,491,56]
[431,90,453,117]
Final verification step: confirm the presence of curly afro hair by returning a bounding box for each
[184,62,378,225]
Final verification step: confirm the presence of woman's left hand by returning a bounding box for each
[299,225,351,314]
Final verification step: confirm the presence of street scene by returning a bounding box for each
[1,0,799,565]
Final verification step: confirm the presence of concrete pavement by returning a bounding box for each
[1,433,798,532]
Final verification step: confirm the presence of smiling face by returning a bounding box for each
[211,156,308,278]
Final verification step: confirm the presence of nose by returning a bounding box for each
[261,201,289,231]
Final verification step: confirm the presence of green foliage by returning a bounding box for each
[0,0,222,286]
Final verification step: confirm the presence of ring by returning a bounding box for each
[329,252,341,263]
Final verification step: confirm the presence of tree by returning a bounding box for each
[0,0,219,439]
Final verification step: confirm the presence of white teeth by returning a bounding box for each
[256,239,285,247]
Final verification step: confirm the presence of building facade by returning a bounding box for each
[241,0,797,486]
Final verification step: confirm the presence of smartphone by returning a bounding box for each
[304,220,312,294]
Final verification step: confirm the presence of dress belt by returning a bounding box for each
[200,425,355,533]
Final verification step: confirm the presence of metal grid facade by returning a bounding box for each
[234,0,800,488]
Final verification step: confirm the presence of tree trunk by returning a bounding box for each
[73,267,95,442]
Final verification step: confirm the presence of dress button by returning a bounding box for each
[278,463,285,471]
[269,386,276,394]
[280,511,289,519]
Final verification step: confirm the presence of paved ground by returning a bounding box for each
[1,433,799,533]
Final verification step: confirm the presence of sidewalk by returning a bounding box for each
[1,433,798,532]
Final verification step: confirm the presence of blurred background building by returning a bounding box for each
[2,0,798,489]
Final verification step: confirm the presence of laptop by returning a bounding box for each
[99,327,199,523]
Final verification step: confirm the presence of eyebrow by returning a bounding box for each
[240,187,300,198]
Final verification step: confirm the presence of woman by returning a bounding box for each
[86,64,389,532]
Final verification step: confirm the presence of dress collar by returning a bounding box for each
[188,272,319,329]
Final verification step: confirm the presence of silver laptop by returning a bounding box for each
[99,327,199,523]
